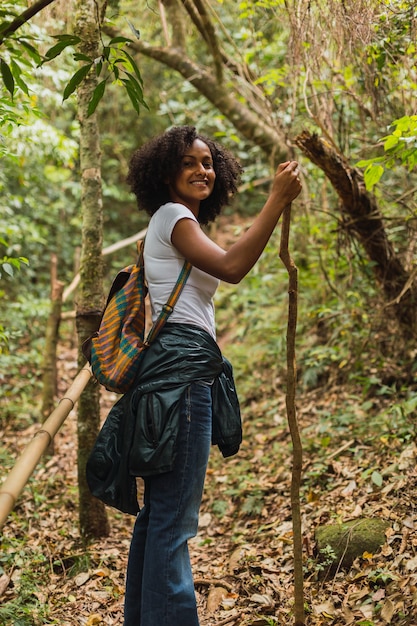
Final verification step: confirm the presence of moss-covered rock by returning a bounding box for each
[315,517,390,574]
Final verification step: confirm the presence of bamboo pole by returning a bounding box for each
[279,203,305,626]
[0,365,92,529]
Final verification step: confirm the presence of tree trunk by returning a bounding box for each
[73,0,110,541]
[41,254,64,456]
[295,131,417,339]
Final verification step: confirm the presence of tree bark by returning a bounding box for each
[295,131,417,339]
[74,0,109,541]
[41,254,64,455]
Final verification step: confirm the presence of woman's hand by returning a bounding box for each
[268,161,302,211]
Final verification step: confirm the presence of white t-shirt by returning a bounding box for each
[144,202,220,339]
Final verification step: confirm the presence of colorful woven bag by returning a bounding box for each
[83,240,192,394]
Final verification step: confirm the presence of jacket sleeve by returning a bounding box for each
[211,357,242,457]
[86,392,140,516]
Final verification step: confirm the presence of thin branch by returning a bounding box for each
[181,0,223,81]
[180,0,271,113]
[0,0,57,45]
[279,203,305,626]
[102,25,287,158]
[158,0,171,46]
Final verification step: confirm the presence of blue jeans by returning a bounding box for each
[123,381,212,626]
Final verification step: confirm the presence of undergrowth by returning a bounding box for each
[1,219,416,624]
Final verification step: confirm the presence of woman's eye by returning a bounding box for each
[181,160,213,169]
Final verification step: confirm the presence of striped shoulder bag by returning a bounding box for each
[82,240,192,394]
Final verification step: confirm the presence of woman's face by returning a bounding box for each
[168,139,216,215]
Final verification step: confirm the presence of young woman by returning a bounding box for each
[123,125,302,626]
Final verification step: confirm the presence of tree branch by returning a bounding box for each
[103,25,287,158]
[295,130,417,337]
[0,0,57,45]
[181,0,223,81]
[279,203,305,626]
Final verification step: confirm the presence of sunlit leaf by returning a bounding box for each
[10,59,29,95]
[364,163,384,190]
[1,263,13,277]
[384,135,399,151]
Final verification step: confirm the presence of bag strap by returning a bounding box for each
[144,258,192,347]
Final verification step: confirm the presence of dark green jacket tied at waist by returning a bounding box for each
[86,324,242,515]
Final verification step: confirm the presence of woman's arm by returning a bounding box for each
[171,161,302,284]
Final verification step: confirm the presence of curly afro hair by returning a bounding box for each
[126,125,242,225]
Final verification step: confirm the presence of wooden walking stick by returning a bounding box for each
[279,202,305,626]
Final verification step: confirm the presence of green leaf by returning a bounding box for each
[356,156,384,167]
[87,79,107,116]
[109,36,133,45]
[124,73,146,104]
[73,53,93,63]
[364,163,384,190]
[43,35,82,62]
[384,135,399,151]
[1,263,13,277]
[10,59,29,96]
[18,39,42,65]
[0,58,14,98]
[121,49,144,85]
[62,63,93,101]
[95,59,103,77]
[52,34,82,43]
[122,80,141,115]
[371,471,383,487]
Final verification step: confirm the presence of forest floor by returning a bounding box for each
[1,339,416,626]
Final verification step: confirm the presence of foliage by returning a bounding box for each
[0,547,54,625]
[0,253,29,279]
[1,341,416,624]
[357,115,417,190]
[40,31,147,116]
[0,1,416,623]
[0,3,147,117]
[0,236,29,351]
